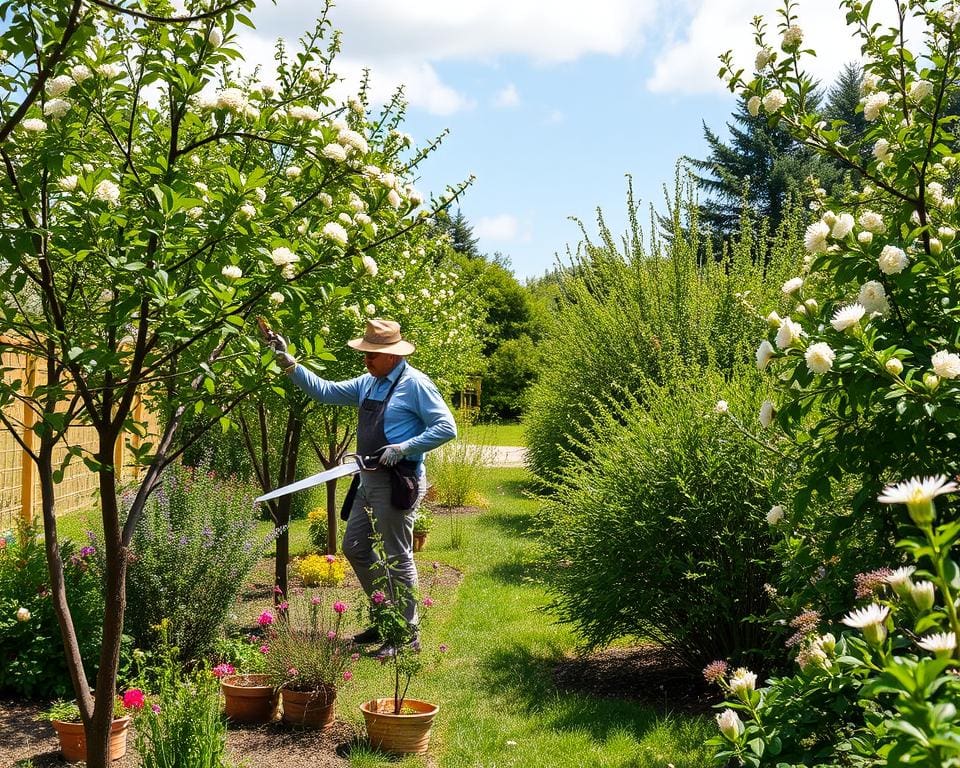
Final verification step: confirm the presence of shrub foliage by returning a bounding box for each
[539,372,783,667]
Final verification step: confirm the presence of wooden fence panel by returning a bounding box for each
[0,350,160,532]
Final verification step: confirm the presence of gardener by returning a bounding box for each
[265,318,456,657]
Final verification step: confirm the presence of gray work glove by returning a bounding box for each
[379,445,404,467]
[266,332,297,371]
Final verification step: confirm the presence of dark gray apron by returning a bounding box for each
[340,372,403,519]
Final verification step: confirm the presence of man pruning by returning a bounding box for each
[265,318,456,657]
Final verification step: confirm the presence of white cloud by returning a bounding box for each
[242,0,658,114]
[476,214,525,241]
[646,0,921,95]
[494,83,520,108]
[545,109,565,124]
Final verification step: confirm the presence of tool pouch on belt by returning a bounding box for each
[390,460,421,511]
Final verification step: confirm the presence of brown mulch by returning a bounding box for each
[422,503,485,517]
[552,645,720,715]
[0,696,357,768]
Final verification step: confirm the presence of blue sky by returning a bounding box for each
[239,0,900,280]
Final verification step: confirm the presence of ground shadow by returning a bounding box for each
[478,509,538,538]
[478,642,715,742]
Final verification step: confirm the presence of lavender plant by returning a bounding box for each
[116,461,274,661]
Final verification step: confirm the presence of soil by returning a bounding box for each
[0,696,357,768]
[552,644,720,715]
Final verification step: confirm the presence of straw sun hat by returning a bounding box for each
[346,318,415,356]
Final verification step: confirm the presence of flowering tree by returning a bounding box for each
[720,0,960,519]
[246,198,481,576]
[0,0,464,764]
[706,0,960,762]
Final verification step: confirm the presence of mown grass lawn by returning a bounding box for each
[461,421,526,447]
[52,464,711,767]
[338,467,713,767]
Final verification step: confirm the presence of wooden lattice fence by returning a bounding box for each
[0,347,158,531]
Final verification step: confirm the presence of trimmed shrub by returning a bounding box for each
[0,523,103,698]
[117,462,273,661]
[538,370,784,668]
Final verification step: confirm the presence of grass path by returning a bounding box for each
[340,467,713,767]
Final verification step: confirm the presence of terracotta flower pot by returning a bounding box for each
[50,716,130,763]
[413,532,427,552]
[280,684,336,728]
[360,698,439,755]
[221,674,277,723]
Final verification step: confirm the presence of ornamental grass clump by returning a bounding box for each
[708,476,960,766]
[261,592,354,693]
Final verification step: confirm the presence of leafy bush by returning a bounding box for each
[306,506,329,552]
[117,462,273,661]
[525,180,802,483]
[539,371,783,667]
[709,479,960,766]
[480,335,539,420]
[0,522,102,698]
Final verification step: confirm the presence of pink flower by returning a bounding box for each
[151,703,161,714]
[122,689,145,710]
[273,585,283,595]
[311,596,321,606]
[325,554,336,563]
[278,600,289,611]
[326,630,336,640]
[372,590,386,605]
[259,645,270,654]
[438,643,448,653]
[287,667,298,676]
[212,663,236,678]
[257,610,274,626]
[422,596,434,608]
[333,600,347,614]
[350,653,360,662]
[342,670,353,681]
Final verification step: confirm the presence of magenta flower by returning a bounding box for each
[257,610,274,626]
[80,545,95,558]
[212,663,236,678]
[422,596,434,608]
[287,667,298,676]
[326,630,336,640]
[122,689,145,710]
[333,600,347,614]
[273,585,284,595]
[151,703,161,714]
[343,670,353,681]
[259,644,270,654]
[372,590,386,605]
[438,644,448,653]
[350,652,360,662]
[278,600,289,611]
[325,554,336,563]
[311,595,321,606]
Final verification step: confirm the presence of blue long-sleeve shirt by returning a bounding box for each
[289,360,456,463]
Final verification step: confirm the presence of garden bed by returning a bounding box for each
[1,696,356,767]
[552,645,718,715]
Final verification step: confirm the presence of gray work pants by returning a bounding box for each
[341,467,425,625]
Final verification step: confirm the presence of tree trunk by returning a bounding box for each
[86,445,127,768]
[325,477,338,555]
[273,413,303,597]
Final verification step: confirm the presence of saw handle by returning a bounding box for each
[346,452,383,471]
